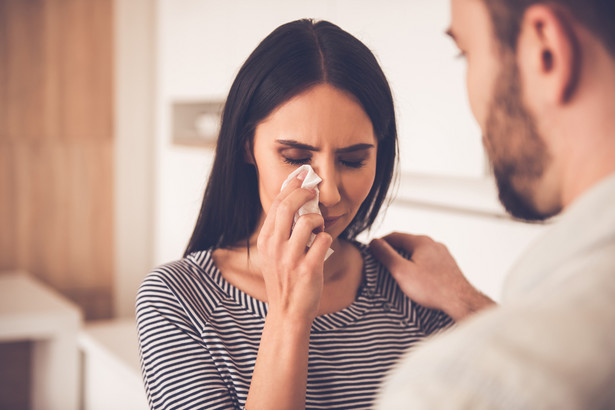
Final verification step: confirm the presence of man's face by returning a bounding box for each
[449,0,558,221]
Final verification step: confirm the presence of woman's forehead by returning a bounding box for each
[254,84,376,147]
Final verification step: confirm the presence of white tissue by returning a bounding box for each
[281,164,334,260]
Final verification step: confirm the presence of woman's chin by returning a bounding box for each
[328,236,345,251]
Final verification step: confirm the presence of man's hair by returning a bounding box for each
[483,0,615,57]
[184,19,398,256]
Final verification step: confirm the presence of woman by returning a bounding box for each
[137,19,453,409]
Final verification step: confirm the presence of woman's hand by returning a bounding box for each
[247,170,332,410]
[369,232,495,321]
[257,169,333,324]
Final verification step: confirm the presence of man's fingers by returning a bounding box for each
[380,232,434,254]
[369,237,414,276]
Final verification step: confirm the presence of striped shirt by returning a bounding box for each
[136,242,453,409]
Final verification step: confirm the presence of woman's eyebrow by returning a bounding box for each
[276,139,319,151]
[336,143,375,154]
[276,139,375,153]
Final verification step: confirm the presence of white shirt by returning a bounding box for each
[376,173,615,410]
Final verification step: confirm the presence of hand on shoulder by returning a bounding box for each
[369,232,495,321]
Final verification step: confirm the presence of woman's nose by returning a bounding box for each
[316,165,341,207]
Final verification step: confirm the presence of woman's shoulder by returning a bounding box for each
[142,250,210,283]
[350,239,410,280]
[137,248,224,308]
[354,239,454,331]
[347,239,403,300]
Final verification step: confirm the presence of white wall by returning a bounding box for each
[153,0,486,267]
[114,0,156,317]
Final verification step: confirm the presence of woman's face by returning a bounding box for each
[251,83,378,243]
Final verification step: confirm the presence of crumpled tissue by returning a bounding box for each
[281,164,334,260]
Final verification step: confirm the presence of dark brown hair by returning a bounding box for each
[184,19,397,256]
[483,0,615,56]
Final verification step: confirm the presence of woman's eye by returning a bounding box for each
[283,157,310,165]
[340,158,366,169]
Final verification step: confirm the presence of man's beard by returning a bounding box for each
[483,59,560,222]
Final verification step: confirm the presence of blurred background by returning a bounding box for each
[0,0,547,408]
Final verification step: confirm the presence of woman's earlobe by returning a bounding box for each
[244,150,255,164]
[244,142,256,164]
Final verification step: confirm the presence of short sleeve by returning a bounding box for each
[136,272,239,409]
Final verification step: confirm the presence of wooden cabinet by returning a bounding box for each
[0,0,114,320]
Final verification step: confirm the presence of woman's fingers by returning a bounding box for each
[273,188,317,240]
[255,168,329,322]
[260,172,307,240]
[305,231,333,266]
[288,213,325,258]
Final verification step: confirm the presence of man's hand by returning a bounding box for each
[369,232,495,321]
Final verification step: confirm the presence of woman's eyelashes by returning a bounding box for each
[282,155,366,169]
[282,156,310,166]
[339,158,366,168]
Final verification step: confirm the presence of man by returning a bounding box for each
[372,0,615,408]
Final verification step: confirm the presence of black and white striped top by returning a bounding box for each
[136,242,453,409]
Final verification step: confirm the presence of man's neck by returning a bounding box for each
[560,136,615,209]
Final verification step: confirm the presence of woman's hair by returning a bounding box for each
[184,19,398,256]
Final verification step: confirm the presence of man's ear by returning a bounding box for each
[517,4,580,104]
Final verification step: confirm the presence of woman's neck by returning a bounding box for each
[237,237,359,283]
[215,237,364,314]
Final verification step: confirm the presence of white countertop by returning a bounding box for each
[79,318,142,374]
[0,271,82,340]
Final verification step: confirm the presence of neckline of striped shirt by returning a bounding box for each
[185,241,408,333]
